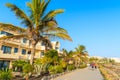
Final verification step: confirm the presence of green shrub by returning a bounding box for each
[23,64,34,80]
[45,50,58,58]
[55,65,63,73]
[49,65,63,74]
[0,69,13,80]
[12,60,28,72]
[60,60,67,69]
[48,65,56,74]
[67,65,75,71]
[23,64,34,74]
[79,64,87,69]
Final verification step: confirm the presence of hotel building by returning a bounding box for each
[0,25,60,69]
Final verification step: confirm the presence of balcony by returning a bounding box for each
[0,50,27,60]
[3,39,21,45]
[36,45,45,50]
[0,52,19,60]
[18,55,28,60]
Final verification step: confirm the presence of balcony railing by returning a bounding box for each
[0,52,19,60]
[3,39,21,45]
[36,45,45,50]
[0,50,28,60]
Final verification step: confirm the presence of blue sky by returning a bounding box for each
[0,0,120,57]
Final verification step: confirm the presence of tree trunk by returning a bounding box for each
[30,42,36,65]
[45,45,48,52]
[25,75,29,80]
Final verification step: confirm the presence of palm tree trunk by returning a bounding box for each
[25,75,29,80]
[45,45,48,52]
[30,42,36,65]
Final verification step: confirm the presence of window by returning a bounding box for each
[23,38,27,43]
[22,49,26,55]
[0,60,10,69]
[14,48,18,53]
[55,47,59,50]
[41,42,45,46]
[7,33,13,36]
[1,45,12,54]
[28,51,31,54]
[40,51,44,57]
[0,31,6,35]
[0,31,13,36]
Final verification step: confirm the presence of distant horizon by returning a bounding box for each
[90,56,120,63]
[0,0,120,57]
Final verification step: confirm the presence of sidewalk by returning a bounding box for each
[52,67,104,80]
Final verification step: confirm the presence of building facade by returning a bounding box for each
[0,29,60,69]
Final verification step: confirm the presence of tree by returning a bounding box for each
[34,57,52,77]
[74,45,89,66]
[23,64,34,80]
[12,60,28,72]
[75,45,85,54]
[75,45,88,58]
[0,0,72,65]
[89,57,99,63]
[45,50,59,65]
[0,69,13,80]
[44,50,58,58]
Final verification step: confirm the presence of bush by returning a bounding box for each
[79,64,87,69]
[59,60,67,69]
[55,65,63,73]
[45,50,58,58]
[48,65,63,74]
[48,65,56,74]
[23,64,34,74]
[67,65,75,71]
[12,60,28,72]
[0,69,13,80]
[23,64,34,80]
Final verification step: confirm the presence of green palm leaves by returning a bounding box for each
[6,3,33,28]
[4,0,72,42]
[43,9,64,21]
[0,23,25,32]
[75,45,89,64]
[0,0,72,64]
[75,45,86,54]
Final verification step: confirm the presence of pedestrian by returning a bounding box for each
[91,62,94,70]
[94,63,97,69]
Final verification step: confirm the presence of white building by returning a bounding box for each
[0,25,60,69]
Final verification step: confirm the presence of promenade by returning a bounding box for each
[53,67,104,80]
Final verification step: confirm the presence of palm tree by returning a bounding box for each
[62,48,68,56]
[89,57,99,63]
[0,0,72,65]
[75,45,88,57]
[74,45,88,65]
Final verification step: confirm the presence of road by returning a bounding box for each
[52,67,104,80]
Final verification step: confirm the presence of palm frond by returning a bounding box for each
[49,33,72,41]
[39,36,52,49]
[56,27,68,33]
[40,0,51,17]
[45,20,57,27]
[43,27,68,34]
[27,0,41,26]
[0,23,25,32]
[75,48,80,53]
[6,3,33,29]
[42,9,64,21]
[27,2,34,23]
[39,0,45,17]
[37,19,58,32]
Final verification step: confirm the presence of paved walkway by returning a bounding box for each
[53,67,104,80]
